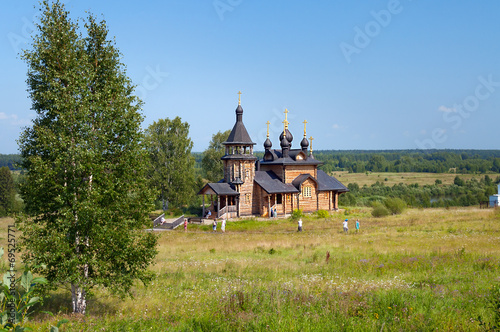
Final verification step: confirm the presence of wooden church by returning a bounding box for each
[198,93,348,219]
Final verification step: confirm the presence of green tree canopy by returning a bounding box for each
[0,167,16,216]
[18,1,157,315]
[144,117,196,210]
[201,130,230,183]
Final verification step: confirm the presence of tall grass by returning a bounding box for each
[1,207,498,330]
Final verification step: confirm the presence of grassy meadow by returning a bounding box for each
[331,171,500,187]
[1,207,500,331]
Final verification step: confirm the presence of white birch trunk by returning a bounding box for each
[71,283,87,314]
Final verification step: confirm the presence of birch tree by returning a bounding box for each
[18,1,157,314]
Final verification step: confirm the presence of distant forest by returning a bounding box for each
[0,154,22,170]
[7,150,500,174]
[313,150,500,174]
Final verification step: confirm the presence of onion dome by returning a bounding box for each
[300,136,309,151]
[264,137,272,150]
[279,129,293,147]
[280,134,289,149]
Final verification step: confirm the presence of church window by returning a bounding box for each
[303,186,312,197]
[245,193,251,203]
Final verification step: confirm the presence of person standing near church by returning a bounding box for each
[184,218,188,232]
[355,219,360,233]
[298,218,303,232]
[221,218,226,233]
[343,219,348,234]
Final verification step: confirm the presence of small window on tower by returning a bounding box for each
[303,186,312,197]
[245,193,251,203]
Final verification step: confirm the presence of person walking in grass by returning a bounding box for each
[221,218,226,233]
[184,218,188,232]
[355,219,360,233]
[298,218,303,232]
[343,219,348,234]
[213,219,217,232]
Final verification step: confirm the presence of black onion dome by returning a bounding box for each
[264,138,272,150]
[300,137,309,149]
[279,129,293,146]
[280,135,290,149]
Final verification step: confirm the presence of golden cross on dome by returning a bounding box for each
[309,136,314,154]
[266,121,270,138]
[303,120,308,137]
[238,91,242,105]
[282,120,287,136]
[284,109,289,129]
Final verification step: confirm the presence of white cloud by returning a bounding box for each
[0,112,31,126]
[438,105,456,113]
[332,123,341,129]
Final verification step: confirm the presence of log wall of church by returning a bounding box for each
[239,181,253,216]
[296,178,317,212]
[284,165,316,183]
[252,183,263,216]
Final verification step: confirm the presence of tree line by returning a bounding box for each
[340,175,500,208]
[315,150,500,174]
[4,148,500,216]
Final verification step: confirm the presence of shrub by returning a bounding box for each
[290,209,303,221]
[316,210,329,219]
[371,202,390,217]
[384,197,407,215]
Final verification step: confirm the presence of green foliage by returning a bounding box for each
[342,176,495,208]
[435,179,442,185]
[18,0,157,314]
[315,210,329,219]
[384,197,407,215]
[0,267,47,331]
[144,117,196,210]
[290,209,303,221]
[371,202,390,217]
[0,168,16,217]
[454,175,465,186]
[0,157,22,171]
[316,150,500,174]
[201,130,231,182]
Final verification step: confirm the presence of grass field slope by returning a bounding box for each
[2,207,500,331]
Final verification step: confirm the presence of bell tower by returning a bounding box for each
[221,92,257,216]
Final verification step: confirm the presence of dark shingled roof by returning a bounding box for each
[316,170,349,192]
[261,148,322,165]
[291,174,318,189]
[224,105,255,145]
[198,183,239,196]
[254,171,299,194]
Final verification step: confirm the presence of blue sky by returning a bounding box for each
[1,0,499,153]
